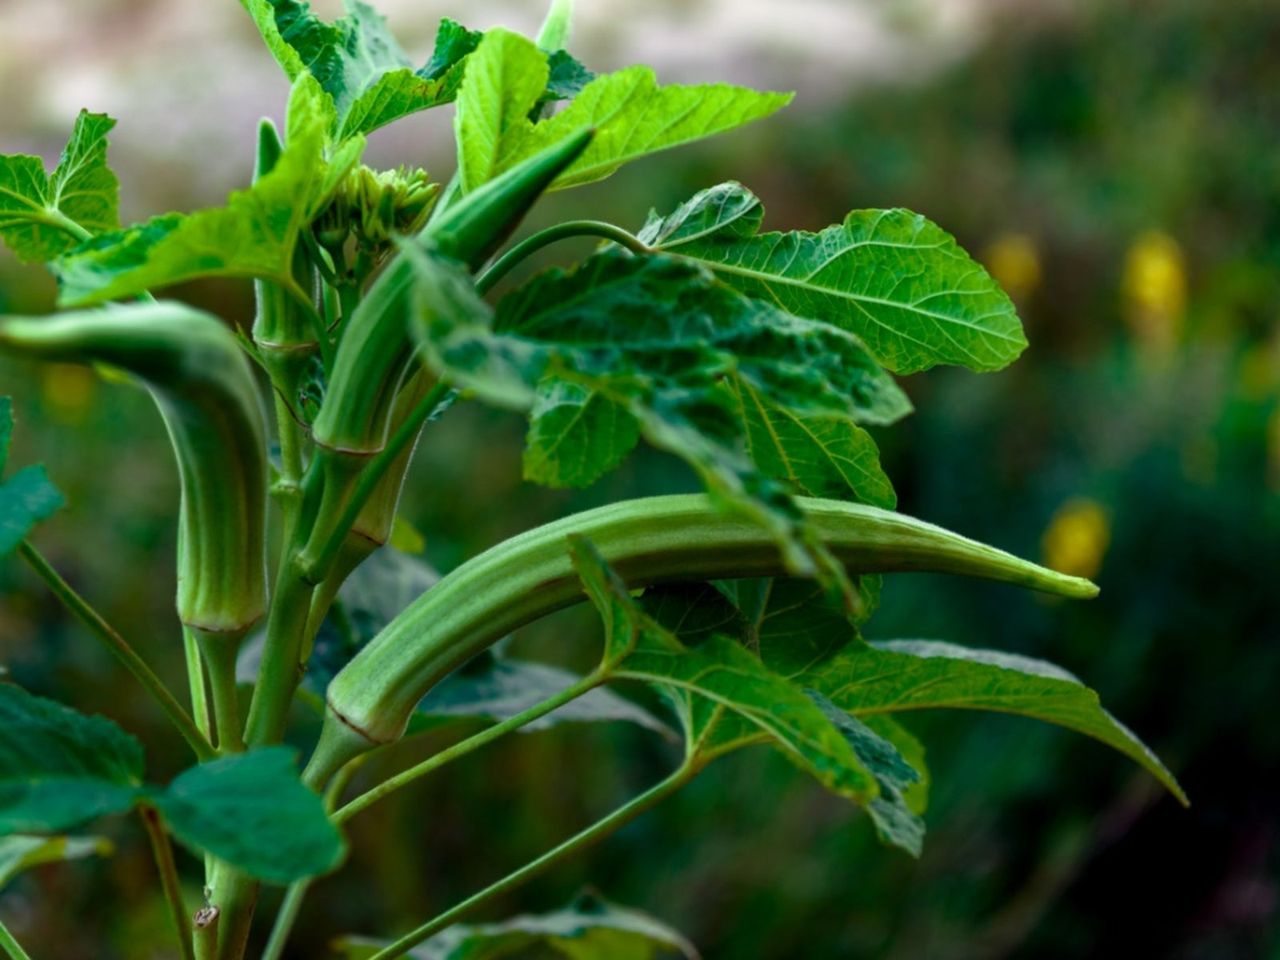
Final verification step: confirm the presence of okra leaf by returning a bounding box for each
[240,1,481,137]
[336,891,698,959]
[728,375,897,508]
[0,399,65,557]
[505,69,793,191]
[571,539,878,802]
[455,29,551,193]
[0,110,119,265]
[641,182,1027,374]
[0,834,113,890]
[0,684,144,834]
[256,547,666,734]
[152,748,344,884]
[410,245,907,591]
[811,694,925,856]
[649,577,1186,804]
[57,75,359,305]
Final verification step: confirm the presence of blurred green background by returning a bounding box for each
[2,0,1278,957]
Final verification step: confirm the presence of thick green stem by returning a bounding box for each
[365,763,697,960]
[141,806,195,960]
[204,864,257,960]
[193,908,219,960]
[244,565,316,747]
[0,921,32,960]
[19,542,215,761]
[331,670,603,821]
[475,220,650,295]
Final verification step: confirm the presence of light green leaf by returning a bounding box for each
[0,834,113,890]
[57,75,358,305]
[0,684,144,834]
[504,68,793,190]
[641,182,1026,373]
[524,380,639,488]
[240,1,481,137]
[455,29,550,193]
[0,110,119,263]
[153,748,345,884]
[336,891,698,959]
[1,396,65,557]
[571,538,877,802]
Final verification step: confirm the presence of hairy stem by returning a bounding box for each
[141,806,195,960]
[19,542,215,761]
[331,670,604,821]
[365,762,697,960]
[475,220,650,295]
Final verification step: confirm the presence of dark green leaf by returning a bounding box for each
[0,111,119,263]
[153,748,344,883]
[57,76,359,305]
[336,891,698,959]
[641,182,1026,373]
[0,684,144,834]
[571,539,876,802]
[0,834,112,890]
[809,693,925,856]
[241,1,481,137]
[410,245,906,589]
[1,397,65,557]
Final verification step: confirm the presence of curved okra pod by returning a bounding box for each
[0,303,270,637]
[306,494,1097,783]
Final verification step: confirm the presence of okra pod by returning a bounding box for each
[310,127,594,458]
[0,303,270,635]
[308,494,1097,781]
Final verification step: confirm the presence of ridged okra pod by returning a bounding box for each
[308,494,1097,781]
[0,303,270,636]
[309,127,594,459]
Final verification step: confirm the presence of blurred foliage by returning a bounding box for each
[1,0,1278,957]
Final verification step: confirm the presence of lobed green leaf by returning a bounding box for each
[641,182,1027,373]
[0,110,119,264]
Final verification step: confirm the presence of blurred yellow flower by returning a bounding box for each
[983,233,1041,302]
[1042,497,1110,580]
[40,363,97,426]
[1123,230,1186,359]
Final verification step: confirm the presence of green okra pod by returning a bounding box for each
[0,303,270,635]
[307,494,1097,781]
[310,127,594,458]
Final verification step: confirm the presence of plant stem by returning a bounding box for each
[365,763,697,960]
[0,921,32,960]
[300,380,454,582]
[243,565,316,747]
[193,907,219,960]
[333,670,603,824]
[475,220,650,295]
[141,805,196,960]
[19,541,216,762]
[183,626,214,742]
[273,392,305,529]
[196,631,245,753]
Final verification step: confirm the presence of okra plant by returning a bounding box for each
[0,2,1186,958]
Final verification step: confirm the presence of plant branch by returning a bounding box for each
[333,670,603,824]
[141,805,196,960]
[196,632,245,753]
[299,380,455,583]
[0,921,32,960]
[19,542,216,762]
[474,220,650,295]
[364,762,697,960]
